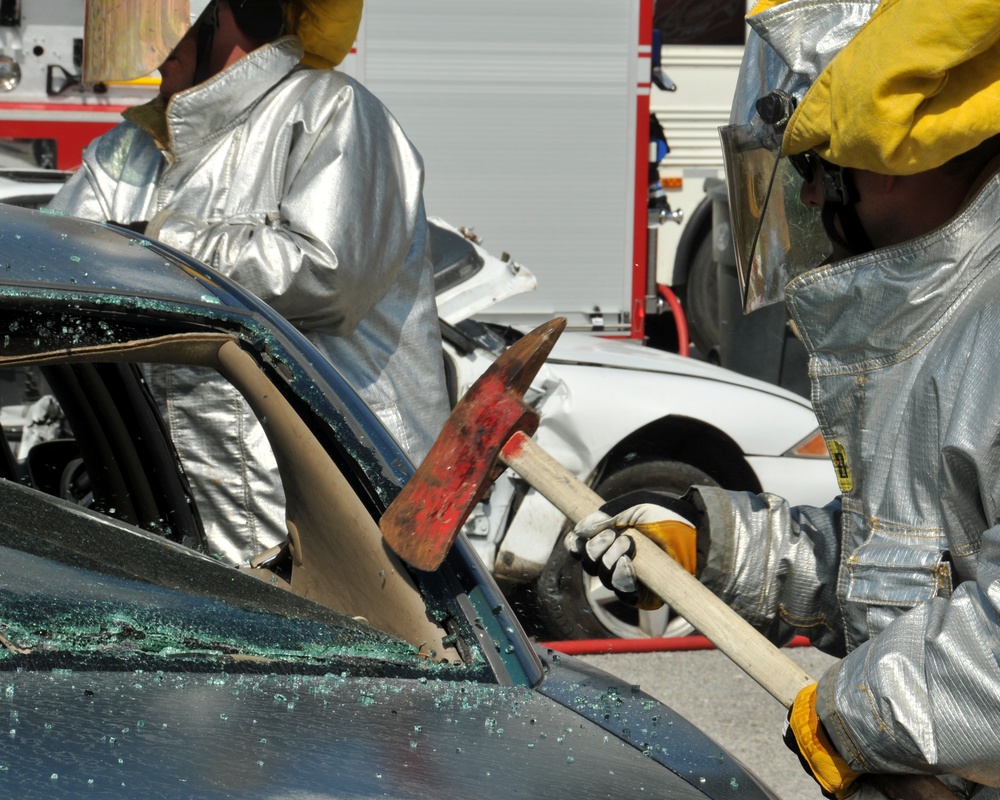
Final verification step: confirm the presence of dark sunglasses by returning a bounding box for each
[789,151,823,183]
[789,151,853,206]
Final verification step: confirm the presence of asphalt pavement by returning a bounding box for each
[577,646,839,800]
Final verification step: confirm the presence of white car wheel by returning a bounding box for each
[584,576,695,639]
[533,459,720,640]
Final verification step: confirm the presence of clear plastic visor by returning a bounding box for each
[83,0,192,85]
[719,122,832,313]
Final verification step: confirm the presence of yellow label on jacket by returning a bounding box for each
[828,440,853,493]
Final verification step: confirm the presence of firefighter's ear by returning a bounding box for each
[851,169,894,198]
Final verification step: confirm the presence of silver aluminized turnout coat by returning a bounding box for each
[48,36,449,563]
[694,161,1000,797]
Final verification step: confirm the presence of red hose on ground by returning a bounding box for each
[539,634,811,656]
[657,283,689,357]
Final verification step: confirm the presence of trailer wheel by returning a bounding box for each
[533,459,719,640]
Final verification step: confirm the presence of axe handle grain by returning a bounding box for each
[499,431,957,800]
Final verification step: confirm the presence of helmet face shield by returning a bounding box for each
[717,0,881,313]
[83,0,195,85]
[720,121,832,312]
[83,0,360,84]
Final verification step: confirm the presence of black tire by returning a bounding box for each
[683,234,722,360]
[533,459,718,640]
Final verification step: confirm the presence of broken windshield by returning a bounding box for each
[0,545,413,667]
[0,479,476,678]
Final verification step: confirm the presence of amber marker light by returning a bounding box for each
[786,430,829,458]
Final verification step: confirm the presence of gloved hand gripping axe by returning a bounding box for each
[380,318,956,800]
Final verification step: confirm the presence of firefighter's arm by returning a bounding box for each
[46,157,115,222]
[47,121,162,225]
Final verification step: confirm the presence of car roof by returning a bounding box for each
[0,205,243,310]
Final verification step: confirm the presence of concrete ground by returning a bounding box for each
[578,646,839,800]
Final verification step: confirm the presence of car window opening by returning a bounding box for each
[0,493,415,668]
[0,333,461,665]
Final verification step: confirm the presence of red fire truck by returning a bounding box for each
[0,0,156,171]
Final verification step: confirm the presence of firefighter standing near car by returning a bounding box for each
[47,0,450,564]
[567,0,1000,797]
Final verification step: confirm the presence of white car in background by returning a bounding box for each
[432,219,838,641]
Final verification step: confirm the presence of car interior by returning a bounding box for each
[0,331,462,664]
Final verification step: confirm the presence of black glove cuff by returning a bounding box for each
[599,489,702,528]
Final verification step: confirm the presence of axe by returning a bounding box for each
[380,318,956,800]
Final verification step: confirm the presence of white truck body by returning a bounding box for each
[340,0,752,337]
[652,41,744,285]
[341,0,653,334]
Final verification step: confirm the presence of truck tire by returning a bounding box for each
[683,233,722,360]
[534,459,719,640]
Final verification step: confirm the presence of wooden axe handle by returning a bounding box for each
[500,431,811,703]
[500,431,957,800]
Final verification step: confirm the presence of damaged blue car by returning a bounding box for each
[0,204,776,798]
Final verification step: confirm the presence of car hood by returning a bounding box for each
[547,331,812,407]
[0,666,772,798]
[534,646,777,798]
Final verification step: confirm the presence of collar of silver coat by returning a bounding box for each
[166,35,306,154]
[729,0,878,130]
[785,162,1000,367]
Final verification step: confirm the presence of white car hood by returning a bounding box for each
[547,331,813,407]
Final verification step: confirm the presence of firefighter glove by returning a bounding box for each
[565,491,701,609]
[783,682,861,800]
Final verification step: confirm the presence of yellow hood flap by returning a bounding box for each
[785,0,1000,174]
[283,0,363,69]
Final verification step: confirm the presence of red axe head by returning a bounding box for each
[380,318,567,570]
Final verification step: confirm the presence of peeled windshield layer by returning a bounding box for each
[0,480,477,678]
[0,546,411,667]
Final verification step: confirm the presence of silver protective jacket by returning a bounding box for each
[694,163,1000,796]
[48,36,449,562]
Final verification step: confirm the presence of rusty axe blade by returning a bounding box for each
[379,317,567,570]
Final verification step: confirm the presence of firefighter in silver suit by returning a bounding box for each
[49,0,449,564]
[568,0,1000,796]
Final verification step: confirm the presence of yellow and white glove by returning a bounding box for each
[783,683,862,799]
[565,491,701,609]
